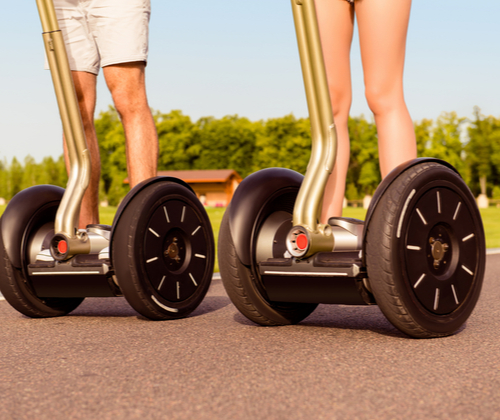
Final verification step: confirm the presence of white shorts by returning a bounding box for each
[51,0,151,75]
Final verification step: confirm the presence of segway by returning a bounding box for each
[218,0,485,338]
[0,0,214,320]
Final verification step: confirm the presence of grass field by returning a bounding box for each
[1,204,498,273]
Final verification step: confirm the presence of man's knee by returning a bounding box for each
[112,87,149,120]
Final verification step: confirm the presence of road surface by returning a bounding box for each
[1,256,499,419]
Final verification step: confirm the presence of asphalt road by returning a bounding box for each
[1,256,500,420]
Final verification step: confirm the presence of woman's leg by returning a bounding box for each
[355,0,417,178]
[316,0,355,222]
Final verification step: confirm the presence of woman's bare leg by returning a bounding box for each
[356,0,417,178]
[316,0,355,222]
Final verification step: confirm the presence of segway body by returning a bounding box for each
[0,0,214,320]
[218,0,485,338]
[0,178,214,320]
[219,159,485,337]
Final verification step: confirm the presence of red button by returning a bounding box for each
[296,234,308,250]
[57,240,68,254]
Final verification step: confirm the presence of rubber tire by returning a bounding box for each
[112,181,214,320]
[365,161,485,338]
[0,204,84,318]
[219,203,318,326]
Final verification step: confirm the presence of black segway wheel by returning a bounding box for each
[0,187,84,318]
[219,189,318,326]
[111,181,214,320]
[366,161,485,338]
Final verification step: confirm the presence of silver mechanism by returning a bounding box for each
[32,225,111,276]
[328,218,364,252]
[259,257,363,279]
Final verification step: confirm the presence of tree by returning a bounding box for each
[466,107,500,196]
[348,116,379,196]
[7,157,24,199]
[21,156,37,190]
[156,110,197,170]
[95,106,128,204]
[0,160,7,200]
[195,115,260,177]
[253,115,310,175]
[414,119,433,157]
[426,112,465,175]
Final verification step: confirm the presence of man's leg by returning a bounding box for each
[64,71,100,228]
[103,62,158,188]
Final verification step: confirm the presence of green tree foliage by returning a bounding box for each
[426,112,465,175]
[37,156,68,187]
[3,107,500,205]
[253,115,310,174]
[348,116,379,196]
[21,156,37,191]
[194,115,260,177]
[466,107,500,196]
[0,155,67,201]
[414,119,433,157]
[0,160,7,199]
[8,157,24,199]
[156,110,197,170]
[94,106,129,205]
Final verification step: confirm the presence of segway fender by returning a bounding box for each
[362,157,460,264]
[110,176,195,255]
[0,185,64,268]
[228,168,303,266]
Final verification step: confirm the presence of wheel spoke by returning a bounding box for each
[149,227,160,237]
[453,202,462,220]
[433,288,440,311]
[462,233,474,242]
[416,208,428,225]
[413,273,426,289]
[188,273,197,286]
[451,284,459,305]
[406,245,421,251]
[163,206,171,223]
[461,265,473,276]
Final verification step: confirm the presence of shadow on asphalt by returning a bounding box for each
[67,295,231,320]
[229,303,466,339]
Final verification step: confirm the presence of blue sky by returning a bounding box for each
[1,0,499,162]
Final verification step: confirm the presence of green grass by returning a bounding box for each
[479,207,500,250]
[341,207,367,220]
[0,204,498,274]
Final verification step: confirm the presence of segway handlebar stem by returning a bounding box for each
[287,0,336,258]
[37,0,91,255]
